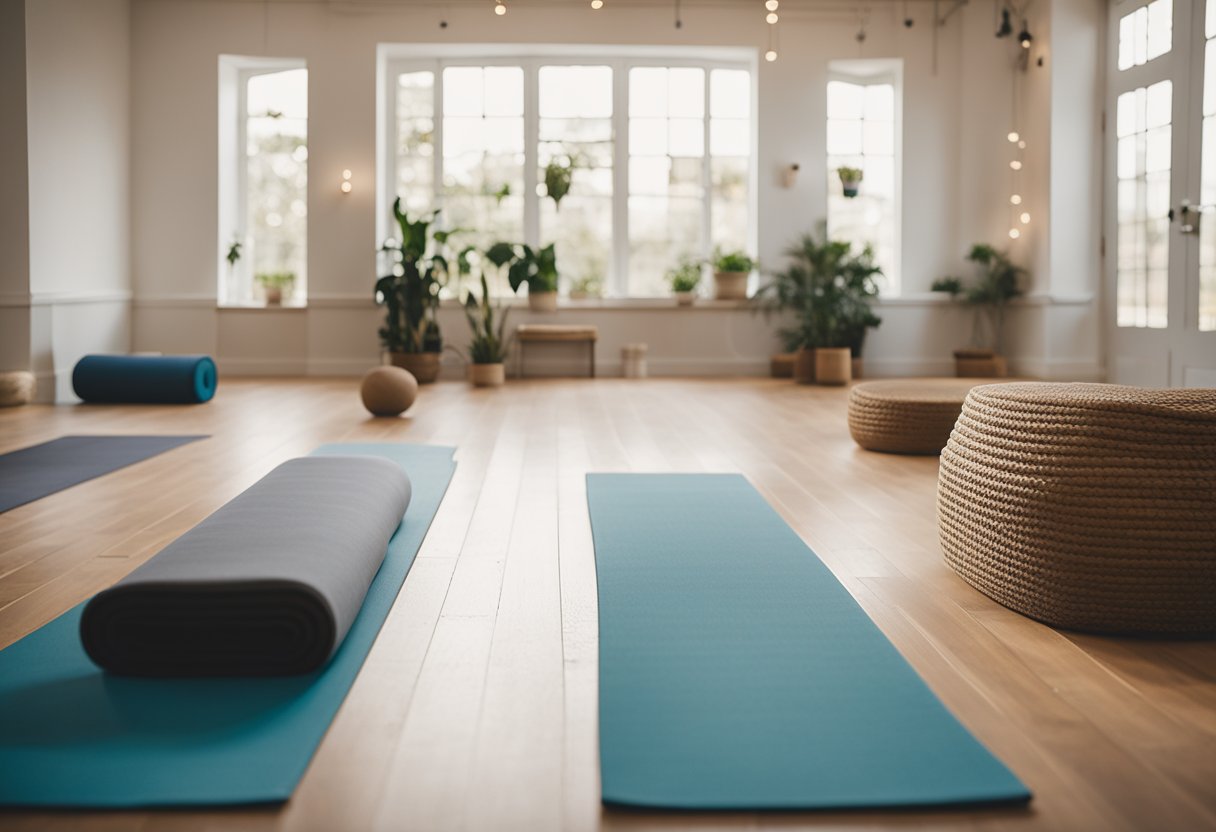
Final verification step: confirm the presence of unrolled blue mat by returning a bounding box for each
[587,473,1031,811]
[0,435,208,514]
[0,443,456,808]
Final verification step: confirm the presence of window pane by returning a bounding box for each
[396,71,435,216]
[1119,0,1172,70]
[1116,81,1171,328]
[630,68,668,116]
[246,68,307,306]
[539,65,614,297]
[710,69,749,118]
[628,196,702,296]
[827,77,898,292]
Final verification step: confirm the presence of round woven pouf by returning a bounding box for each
[848,378,989,455]
[938,382,1216,636]
[360,366,418,417]
[0,371,36,407]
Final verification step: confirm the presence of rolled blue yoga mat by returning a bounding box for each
[0,443,456,808]
[587,473,1031,811]
[72,354,218,404]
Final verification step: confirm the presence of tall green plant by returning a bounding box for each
[463,273,511,364]
[375,198,470,354]
[931,244,1026,353]
[505,243,559,294]
[754,229,883,354]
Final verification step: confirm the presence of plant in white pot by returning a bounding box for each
[255,271,295,306]
[666,257,702,307]
[837,166,863,198]
[712,248,756,300]
[931,243,1026,378]
[505,242,560,312]
[463,272,510,387]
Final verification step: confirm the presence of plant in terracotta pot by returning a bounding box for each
[931,243,1026,377]
[504,242,560,312]
[255,271,295,306]
[711,248,756,301]
[463,272,510,388]
[375,197,463,383]
[754,228,883,385]
[667,257,703,307]
[837,166,863,198]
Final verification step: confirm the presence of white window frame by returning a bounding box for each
[376,44,758,298]
[825,59,903,295]
[218,54,307,307]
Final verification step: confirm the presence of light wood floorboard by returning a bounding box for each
[0,377,1213,832]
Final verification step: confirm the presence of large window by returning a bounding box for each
[219,58,308,307]
[381,49,755,298]
[825,62,901,293]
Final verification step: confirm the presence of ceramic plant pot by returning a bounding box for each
[469,363,505,387]
[264,287,283,306]
[675,291,697,307]
[528,290,559,313]
[389,351,441,384]
[815,347,853,386]
[713,271,749,300]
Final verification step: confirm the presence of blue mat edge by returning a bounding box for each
[586,472,1032,812]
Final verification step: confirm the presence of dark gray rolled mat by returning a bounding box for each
[0,435,207,514]
[80,455,411,677]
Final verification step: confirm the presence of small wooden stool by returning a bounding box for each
[516,325,598,378]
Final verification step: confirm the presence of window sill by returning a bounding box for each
[218,301,308,311]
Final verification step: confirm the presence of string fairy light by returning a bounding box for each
[494,0,506,16]
[764,0,779,62]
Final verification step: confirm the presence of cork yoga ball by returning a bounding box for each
[360,366,418,417]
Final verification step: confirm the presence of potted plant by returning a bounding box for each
[837,166,863,198]
[712,248,756,300]
[931,243,1026,377]
[543,156,575,209]
[503,242,560,312]
[375,197,456,383]
[255,271,295,306]
[463,272,510,387]
[667,257,702,307]
[755,228,883,385]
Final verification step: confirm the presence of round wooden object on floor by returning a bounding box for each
[0,371,36,407]
[938,382,1216,636]
[361,366,418,416]
[814,348,852,386]
[847,378,987,454]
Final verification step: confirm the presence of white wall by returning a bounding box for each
[9,0,133,401]
[0,0,32,376]
[126,0,1104,381]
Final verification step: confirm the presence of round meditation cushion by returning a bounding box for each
[361,366,418,417]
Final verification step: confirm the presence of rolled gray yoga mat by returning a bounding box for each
[80,455,411,677]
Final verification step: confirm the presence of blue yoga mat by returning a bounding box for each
[72,355,218,404]
[0,435,208,514]
[587,473,1031,811]
[0,443,456,808]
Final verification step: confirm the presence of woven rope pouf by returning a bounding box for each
[848,379,989,455]
[938,382,1216,636]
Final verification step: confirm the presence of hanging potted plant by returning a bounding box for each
[543,156,575,209]
[837,166,863,198]
[755,227,883,385]
[463,272,510,388]
[712,248,757,300]
[931,243,1026,377]
[255,271,295,307]
[666,257,702,307]
[504,242,560,312]
[375,198,467,383]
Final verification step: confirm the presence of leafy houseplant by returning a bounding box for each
[503,242,560,313]
[837,166,863,198]
[712,248,757,301]
[667,258,703,307]
[225,239,243,268]
[543,157,575,208]
[255,271,295,306]
[463,272,510,387]
[375,198,459,383]
[755,229,883,384]
[931,243,1026,377]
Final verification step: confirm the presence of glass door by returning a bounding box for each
[1106,0,1216,386]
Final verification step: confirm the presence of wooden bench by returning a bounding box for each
[516,324,598,379]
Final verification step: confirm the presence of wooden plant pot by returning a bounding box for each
[793,348,817,385]
[469,363,505,387]
[953,348,1008,378]
[528,290,559,313]
[770,353,796,379]
[713,271,749,300]
[815,347,853,386]
[851,357,864,381]
[675,292,697,307]
[389,351,441,384]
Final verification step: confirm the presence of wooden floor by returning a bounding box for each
[1,378,1213,832]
